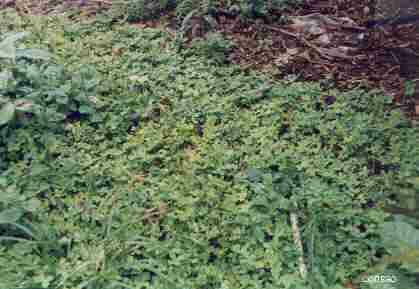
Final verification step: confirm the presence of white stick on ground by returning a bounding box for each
[290,212,308,279]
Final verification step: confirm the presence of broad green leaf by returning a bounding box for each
[0,40,16,59]
[0,184,19,204]
[0,96,8,105]
[381,220,419,250]
[399,248,419,273]
[0,32,28,59]
[16,48,52,60]
[1,32,29,44]
[247,168,264,182]
[79,105,93,114]
[0,102,15,125]
[0,208,23,223]
[0,177,6,187]
[25,198,42,213]
[128,75,149,83]
[406,177,419,190]
[55,95,69,105]
[0,71,12,89]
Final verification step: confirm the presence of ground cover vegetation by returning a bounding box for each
[106,0,300,23]
[0,1,419,289]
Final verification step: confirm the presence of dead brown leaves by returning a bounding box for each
[142,202,169,224]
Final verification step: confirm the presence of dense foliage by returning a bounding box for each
[108,0,303,23]
[0,31,98,171]
[0,8,419,289]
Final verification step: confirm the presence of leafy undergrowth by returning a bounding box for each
[1,9,419,289]
[4,0,301,23]
[98,0,302,23]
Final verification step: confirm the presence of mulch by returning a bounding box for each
[209,0,419,119]
[2,0,419,118]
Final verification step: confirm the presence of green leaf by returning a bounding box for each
[0,102,15,126]
[406,177,419,190]
[78,105,93,114]
[381,220,419,250]
[0,177,6,187]
[0,71,13,89]
[0,32,28,59]
[0,208,24,224]
[405,80,416,97]
[0,41,15,59]
[55,95,69,105]
[25,198,42,213]
[16,48,52,60]
[247,168,264,182]
[1,31,29,44]
[0,185,19,204]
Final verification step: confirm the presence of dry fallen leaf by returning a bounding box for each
[14,99,34,111]
[274,47,300,66]
[112,47,122,57]
[142,202,169,224]
[314,34,332,46]
[135,23,147,29]
[185,146,199,162]
[133,174,146,183]
[316,46,353,60]
[288,18,326,35]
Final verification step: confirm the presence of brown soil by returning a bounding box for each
[203,0,419,119]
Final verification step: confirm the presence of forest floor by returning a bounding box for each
[3,0,419,118]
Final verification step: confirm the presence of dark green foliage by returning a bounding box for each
[175,0,215,21]
[176,0,304,21]
[107,0,303,23]
[187,32,234,64]
[110,0,176,22]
